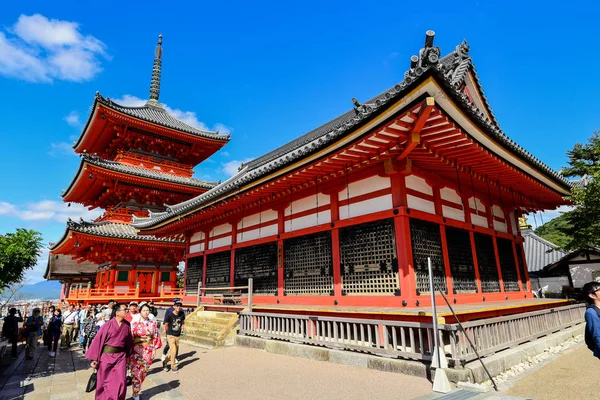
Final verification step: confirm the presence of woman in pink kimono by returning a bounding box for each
[129,303,162,400]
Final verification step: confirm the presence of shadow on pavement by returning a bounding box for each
[176,357,199,369]
[143,380,180,399]
[177,351,196,361]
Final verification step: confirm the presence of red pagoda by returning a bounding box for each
[47,35,229,304]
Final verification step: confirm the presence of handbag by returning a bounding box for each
[86,369,97,392]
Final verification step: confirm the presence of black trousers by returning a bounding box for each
[48,335,59,352]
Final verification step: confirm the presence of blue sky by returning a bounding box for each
[1,1,598,283]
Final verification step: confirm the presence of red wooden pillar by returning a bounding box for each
[511,241,524,292]
[277,208,285,297]
[230,221,238,289]
[433,185,454,295]
[518,241,531,292]
[463,195,483,294]
[330,193,342,297]
[492,237,505,292]
[183,235,190,292]
[201,230,209,292]
[391,169,415,299]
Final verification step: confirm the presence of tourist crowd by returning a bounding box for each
[1,298,186,400]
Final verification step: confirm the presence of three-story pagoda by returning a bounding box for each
[46,36,229,303]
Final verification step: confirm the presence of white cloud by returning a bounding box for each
[221,159,253,177]
[112,94,232,133]
[63,111,81,127]
[0,14,107,83]
[49,142,76,157]
[0,200,102,223]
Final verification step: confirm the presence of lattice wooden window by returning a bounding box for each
[515,243,528,286]
[410,218,447,294]
[235,242,278,295]
[206,251,230,293]
[284,231,333,296]
[497,238,520,291]
[185,256,203,295]
[474,233,500,292]
[445,226,477,293]
[340,218,399,296]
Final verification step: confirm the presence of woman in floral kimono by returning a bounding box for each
[129,303,162,400]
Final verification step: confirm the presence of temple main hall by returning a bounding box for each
[132,31,572,314]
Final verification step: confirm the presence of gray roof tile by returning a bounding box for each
[522,228,566,273]
[64,219,183,243]
[81,154,218,189]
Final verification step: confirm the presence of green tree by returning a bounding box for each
[534,213,572,249]
[0,228,44,289]
[560,131,600,250]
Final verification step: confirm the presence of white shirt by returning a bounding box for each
[62,310,78,325]
[131,313,155,324]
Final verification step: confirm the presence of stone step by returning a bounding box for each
[185,320,229,331]
[186,317,233,325]
[185,327,223,339]
[183,334,220,348]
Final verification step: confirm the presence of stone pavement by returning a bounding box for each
[0,340,184,400]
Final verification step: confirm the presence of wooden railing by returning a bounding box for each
[196,279,253,310]
[444,303,585,364]
[66,283,185,303]
[239,303,586,366]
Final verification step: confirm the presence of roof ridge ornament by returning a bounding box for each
[148,34,163,104]
[404,30,441,84]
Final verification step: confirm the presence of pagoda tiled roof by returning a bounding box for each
[74,93,230,150]
[80,153,219,189]
[133,32,573,230]
[60,219,183,243]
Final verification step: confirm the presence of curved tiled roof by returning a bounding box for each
[134,31,572,230]
[62,219,183,243]
[74,93,230,150]
[81,154,218,189]
[522,228,566,273]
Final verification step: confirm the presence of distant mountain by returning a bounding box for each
[19,280,62,300]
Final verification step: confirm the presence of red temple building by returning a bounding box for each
[133,31,572,317]
[46,36,229,303]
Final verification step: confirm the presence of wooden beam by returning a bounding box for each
[396,98,435,161]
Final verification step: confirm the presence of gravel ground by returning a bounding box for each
[505,344,597,400]
[167,343,433,400]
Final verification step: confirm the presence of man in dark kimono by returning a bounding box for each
[86,303,133,400]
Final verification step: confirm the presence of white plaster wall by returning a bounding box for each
[286,210,331,230]
[284,194,330,216]
[493,220,508,232]
[339,195,392,220]
[405,175,432,195]
[440,187,461,204]
[509,212,517,233]
[210,223,232,237]
[189,243,204,254]
[471,214,488,228]
[492,205,505,219]
[531,276,570,294]
[190,231,205,243]
[468,197,486,213]
[442,205,465,221]
[209,236,232,249]
[339,176,391,201]
[570,262,600,288]
[407,195,435,215]
[238,223,278,242]
[238,209,278,230]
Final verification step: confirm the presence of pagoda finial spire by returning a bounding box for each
[149,34,163,103]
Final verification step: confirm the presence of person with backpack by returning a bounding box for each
[47,309,62,357]
[1,308,23,359]
[24,308,44,360]
[583,281,600,358]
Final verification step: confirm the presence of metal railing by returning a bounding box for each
[196,278,253,310]
[239,302,586,366]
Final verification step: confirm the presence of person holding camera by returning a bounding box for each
[1,308,23,359]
